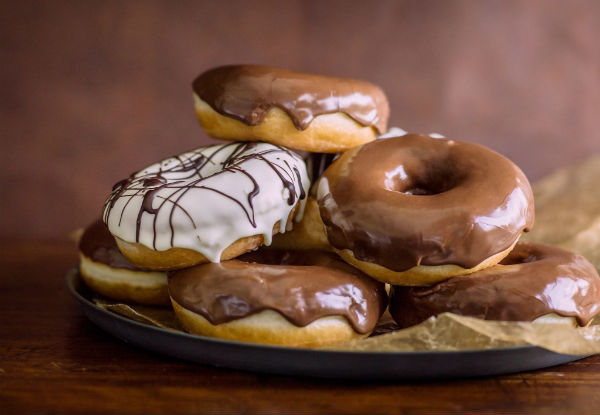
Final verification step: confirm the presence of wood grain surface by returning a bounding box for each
[1,0,600,240]
[1,240,600,414]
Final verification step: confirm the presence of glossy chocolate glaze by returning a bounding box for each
[168,249,387,333]
[78,220,140,270]
[390,242,600,327]
[192,65,389,133]
[317,134,535,271]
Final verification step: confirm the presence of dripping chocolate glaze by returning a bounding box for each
[168,249,387,334]
[192,65,389,134]
[78,220,140,270]
[390,243,600,327]
[317,134,535,271]
[103,142,306,250]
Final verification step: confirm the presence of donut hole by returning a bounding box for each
[384,162,465,196]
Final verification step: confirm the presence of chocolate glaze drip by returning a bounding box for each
[103,142,306,250]
[390,243,600,327]
[78,220,140,270]
[168,249,387,334]
[317,134,535,271]
[192,65,389,133]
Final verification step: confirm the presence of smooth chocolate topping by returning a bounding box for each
[78,220,140,270]
[168,249,387,334]
[317,134,535,271]
[192,65,389,133]
[390,242,600,327]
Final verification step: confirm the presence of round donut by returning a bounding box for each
[103,142,310,271]
[389,242,600,328]
[316,134,535,285]
[78,220,169,305]
[192,65,389,153]
[168,249,388,347]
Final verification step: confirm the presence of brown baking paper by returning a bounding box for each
[521,154,600,271]
[93,297,183,331]
[325,314,600,354]
[93,154,600,354]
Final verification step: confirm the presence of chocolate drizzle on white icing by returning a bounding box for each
[103,142,309,262]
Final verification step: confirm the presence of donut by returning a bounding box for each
[389,242,600,328]
[316,134,535,285]
[192,65,389,153]
[103,142,310,270]
[169,249,388,347]
[78,220,169,305]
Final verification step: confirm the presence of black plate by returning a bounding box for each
[67,269,588,379]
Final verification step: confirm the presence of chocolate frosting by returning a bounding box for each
[317,134,535,271]
[78,219,140,270]
[168,249,387,333]
[192,65,389,133]
[390,242,600,327]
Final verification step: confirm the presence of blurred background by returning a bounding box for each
[2,0,599,240]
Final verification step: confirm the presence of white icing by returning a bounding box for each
[103,142,310,262]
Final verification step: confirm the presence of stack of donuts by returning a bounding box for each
[78,65,600,348]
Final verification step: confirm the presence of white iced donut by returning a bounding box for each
[103,142,310,270]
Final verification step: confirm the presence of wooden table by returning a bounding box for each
[2,240,600,414]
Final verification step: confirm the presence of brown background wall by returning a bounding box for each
[2,0,599,240]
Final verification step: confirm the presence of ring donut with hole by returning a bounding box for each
[315,134,535,285]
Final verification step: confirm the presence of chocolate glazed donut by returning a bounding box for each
[169,249,387,347]
[192,65,390,153]
[316,134,535,285]
[193,65,388,133]
[390,243,600,328]
[78,220,169,305]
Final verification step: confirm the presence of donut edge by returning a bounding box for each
[171,299,367,347]
[115,206,299,270]
[335,240,518,286]
[193,95,378,153]
[79,254,170,306]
